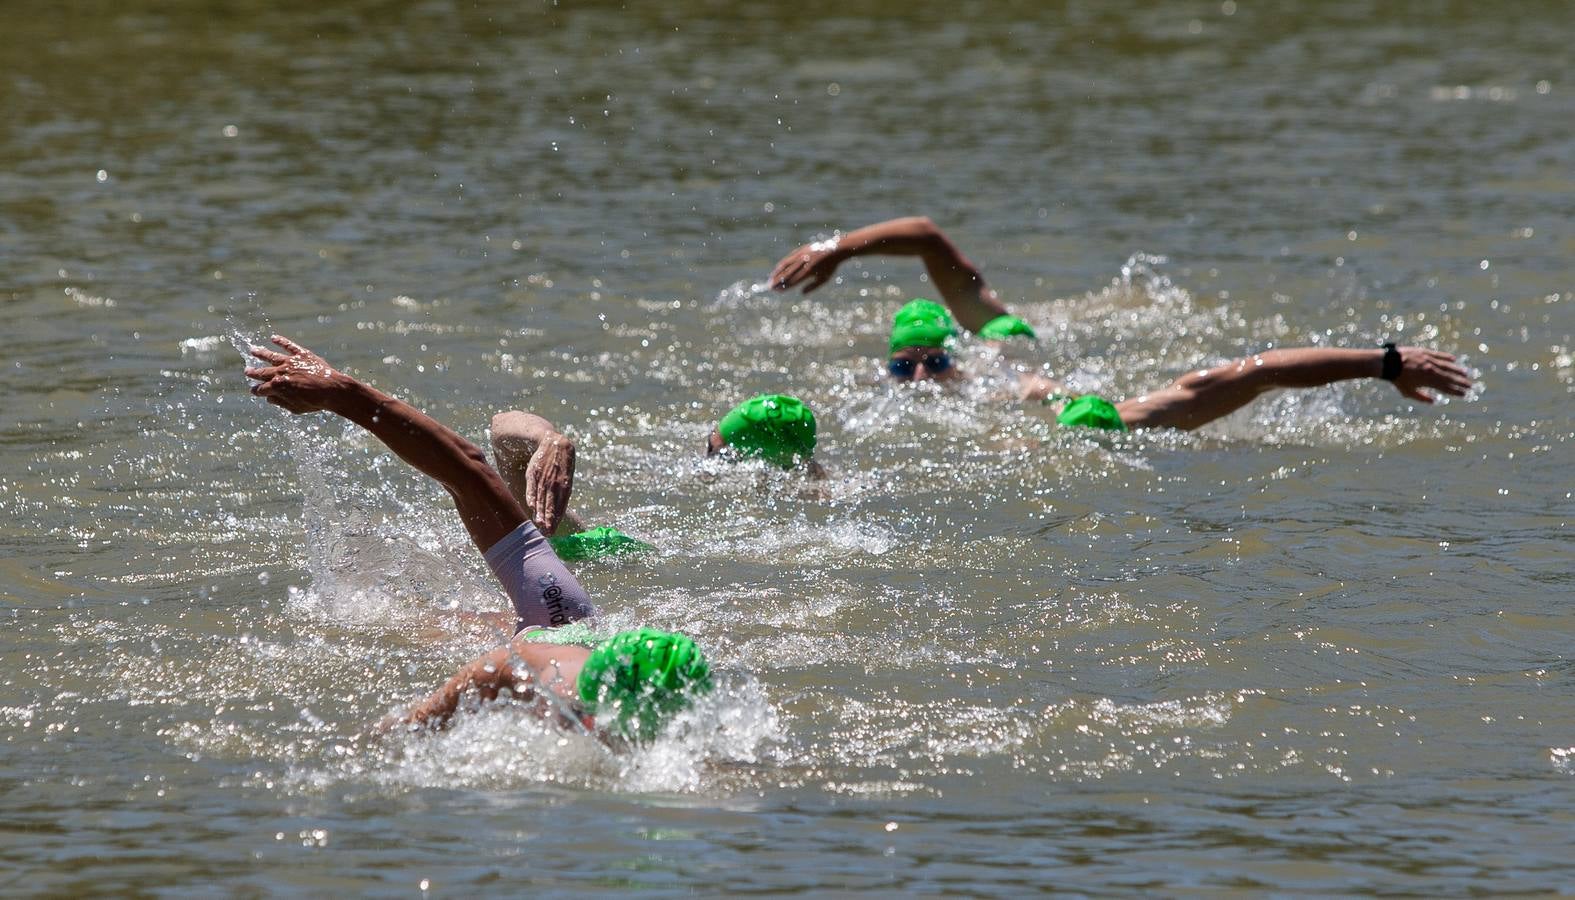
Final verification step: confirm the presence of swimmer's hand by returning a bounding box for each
[1392,346,1474,404]
[525,431,576,535]
[1015,372,1065,404]
[770,239,844,294]
[245,335,353,414]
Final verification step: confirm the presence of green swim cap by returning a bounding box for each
[716,394,817,467]
[548,526,653,562]
[889,298,958,352]
[577,627,712,741]
[1056,395,1127,432]
[978,314,1037,341]
[519,620,602,646]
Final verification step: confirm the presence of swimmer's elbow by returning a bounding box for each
[457,439,491,471]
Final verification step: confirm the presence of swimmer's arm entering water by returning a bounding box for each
[247,336,596,631]
[770,216,1012,334]
[1014,372,1067,404]
[386,641,593,732]
[246,336,526,551]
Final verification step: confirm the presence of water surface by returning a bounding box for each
[2,0,1572,893]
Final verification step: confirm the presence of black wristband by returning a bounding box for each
[1380,342,1402,381]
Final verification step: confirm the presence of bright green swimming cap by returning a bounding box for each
[889,298,958,352]
[548,526,653,562]
[1056,395,1127,432]
[978,314,1037,341]
[577,627,712,741]
[716,394,817,467]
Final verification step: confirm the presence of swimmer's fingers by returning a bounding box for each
[1395,347,1475,402]
[249,347,289,365]
[770,244,832,292]
[769,251,808,291]
[248,373,310,413]
[244,365,285,381]
[270,335,310,355]
[1435,356,1475,396]
[524,436,575,534]
[248,375,286,398]
[1399,384,1436,404]
[774,261,828,294]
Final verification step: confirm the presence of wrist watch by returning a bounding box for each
[1380,342,1402,380]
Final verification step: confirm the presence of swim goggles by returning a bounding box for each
[887,352,952,380]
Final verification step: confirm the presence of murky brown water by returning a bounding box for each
[2,0,1572,893]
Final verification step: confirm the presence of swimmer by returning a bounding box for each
[488,393,824,561]
[770,216,1474,430]
[702,392,825,476]
[245,336,711,741]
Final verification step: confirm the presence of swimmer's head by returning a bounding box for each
[888,299,962,382]
[889,299,957,353]
[708,393,817,468]
[577,627,712,742]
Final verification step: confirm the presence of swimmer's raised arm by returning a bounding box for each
[245,335,526,552]
[770,216,1011,334]
[490,410,584,536]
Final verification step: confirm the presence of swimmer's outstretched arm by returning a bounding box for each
[769,216,1011,334]
[245,335,527,552]
[1114,345,1475,431]
[391,645,528,731]
[490,410,586,536]
[383,640,590,733]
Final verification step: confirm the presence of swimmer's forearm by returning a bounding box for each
[326,378,527,549]
[835,216,955,258]
[329,380,512,501]
[838,217,1008,332]
[399,647,527,730]
[491,411,561,449]
[1251,348,1383,389]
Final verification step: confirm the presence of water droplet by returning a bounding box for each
[95,169,108,183]
[222,124,239,138]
